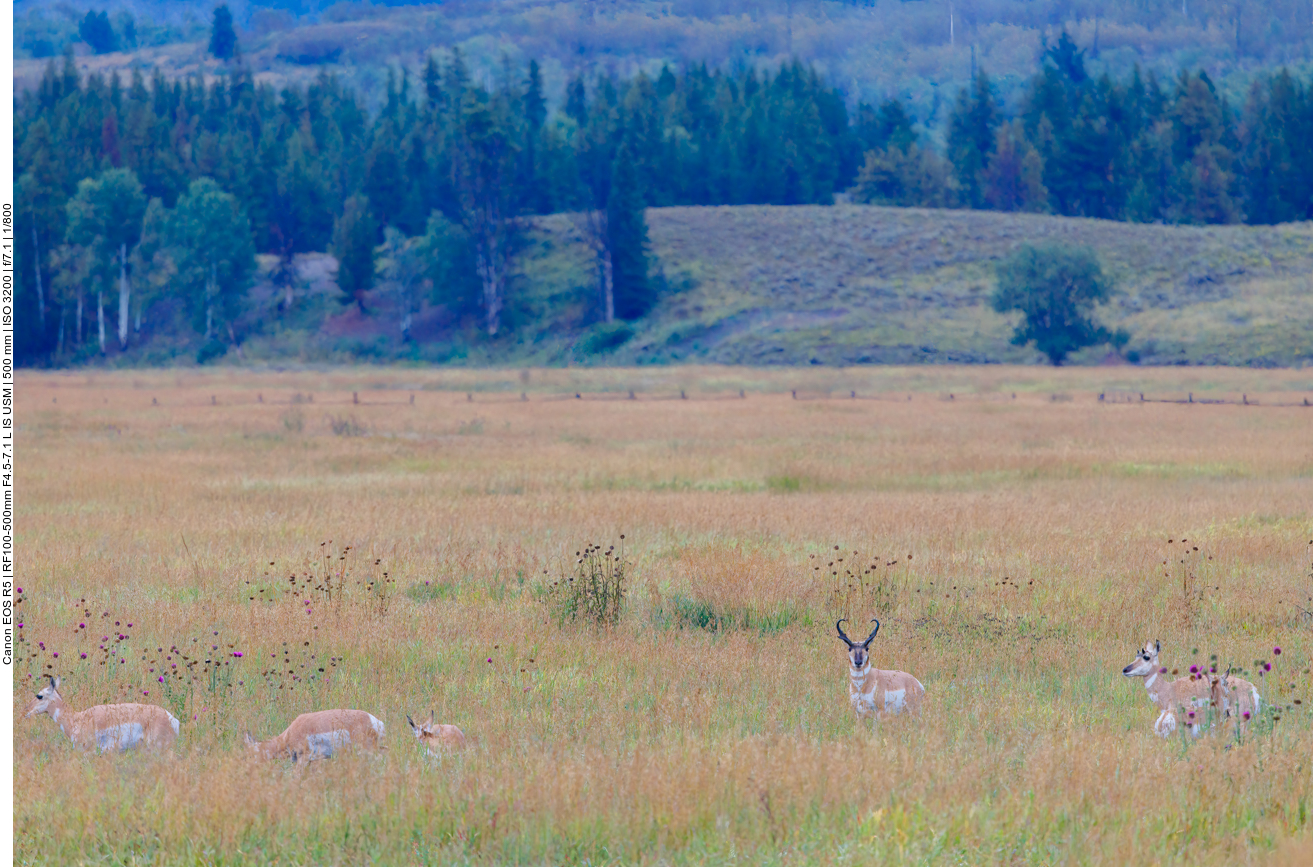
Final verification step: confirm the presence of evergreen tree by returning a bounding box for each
[608,145,653,321]
[209,5,239,61]
[332,195,378,314]
[992,243,1113,366]
[947,72,1001,209]
[79,11,116,55]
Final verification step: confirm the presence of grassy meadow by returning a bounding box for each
[14,365,1313,865]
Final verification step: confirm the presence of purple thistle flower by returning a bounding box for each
[158,677,164,682]
[1190,665,1199,674]
[80,653,86,659]
[1264,662,1272,671]
[1274,647,1282,655]
[233,652,243,658]
[1159,667,1168,673]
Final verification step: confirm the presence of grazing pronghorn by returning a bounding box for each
[24,676,180,752]
[836,619,925,719]
[1121,640,1213,737]
[1209,668,1262,737]
[406,712,466,756]
[244,709,385,762]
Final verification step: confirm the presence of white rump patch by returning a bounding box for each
[306,729,351,758]
[884,689,907,714]
[97,722,145,751]
[1251,688,1261,712]
[168,713,181,736]
[368,715,385,739]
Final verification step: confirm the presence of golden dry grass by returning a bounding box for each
[14,366,1313,865]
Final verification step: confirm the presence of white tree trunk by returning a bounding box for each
[117,242,130,349]
[31,224,46,329]
[97,289,106,353]
[602,248,614,324]
[57,306,66,355]
[76,290,83,345]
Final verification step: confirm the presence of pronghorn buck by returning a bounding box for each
[406,712,467,756]
[244,709,385,762]
[1121,640,1213,737]
[1209,669,1262,737]
[25,676,180,752]
[836,619,925,719]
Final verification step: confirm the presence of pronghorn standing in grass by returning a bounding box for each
[1209,668,1262,737]
[1121,640,1213,737]
[245,709,385,761]
[406,712,466,756]
[25,676,180,752]
[836,619,925,719]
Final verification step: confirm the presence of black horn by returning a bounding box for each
[862,619,880,647]
[836,619,855,647]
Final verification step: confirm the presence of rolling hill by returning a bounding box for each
[129,205,1313,369]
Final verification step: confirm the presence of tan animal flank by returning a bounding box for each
[1121,640,1213,737]
[25,676,180,752]
[836,619,925,719]
[406,712,467,756]
[245,709,385,761]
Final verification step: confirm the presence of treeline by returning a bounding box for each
[13,38,1313,365]
[14,51,855,362]
[854,34,1313,226]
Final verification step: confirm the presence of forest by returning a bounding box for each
[12,22,1313,365]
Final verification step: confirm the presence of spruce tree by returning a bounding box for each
[79,11,116,55]
[332,196,378,314]
[608,145,653,321]
[209,5,239,61]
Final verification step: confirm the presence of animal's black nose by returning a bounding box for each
[1122,665,1133,674]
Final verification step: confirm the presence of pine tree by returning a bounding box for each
[332,195,378,314]
[79,11,116,55]
[947,71,1001,209]
[209,5,239,61]
[608,145,653,321]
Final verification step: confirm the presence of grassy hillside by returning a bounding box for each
[103,205,1313,369]
[16,0,1313,133]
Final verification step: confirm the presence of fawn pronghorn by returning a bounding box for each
[1209,668,1262,737]
[24,676,180,752]
[244,709,385,761]
[836,619,925,719]
[406,712,466,756]
[1122,640,1214,737]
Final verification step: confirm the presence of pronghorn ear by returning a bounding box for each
[1154,640,1161,654]
[51,675,61,690]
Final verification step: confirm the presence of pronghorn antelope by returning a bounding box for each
[836,619,925,719]
[406,712,467,756]
[1209,669,1262,737]
[24,676,180,752]
[1121,640,1213,737]
[244,709,385,762]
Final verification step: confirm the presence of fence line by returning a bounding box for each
[55,387,1313,409]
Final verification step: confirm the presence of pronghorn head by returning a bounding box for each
[243,731,264,756]
[25,676,63,718]
[1209,668,1235,710]
[1122,640,1161,678]
[406,712,435,741]
[836,619,880,671]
